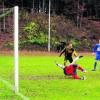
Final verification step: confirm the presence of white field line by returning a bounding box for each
[0,77,29,100]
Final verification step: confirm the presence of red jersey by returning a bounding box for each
[64,64,84,75]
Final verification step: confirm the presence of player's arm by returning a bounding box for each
[93,45,97,52]
[73,49,77,57]
[59,48,65,57]
[69,55,83,66]
[77,66,86,72]
[73,49,84,58]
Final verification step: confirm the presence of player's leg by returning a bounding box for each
[69,56,79,65]
[55,57,67,70]
[72,74,80,79]
[92,59,98,71]
[92,56,98,71]
[68,57,73,63]
[64,58,67,66]
[69,55,83,65]
[55,63,65,69]
[94,60,97,70]
[71,67,79,79]
[92,54,100,71]
[72,74,86,80]
[63,68,68,75]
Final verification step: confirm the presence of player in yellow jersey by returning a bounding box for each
[59,42,78,66]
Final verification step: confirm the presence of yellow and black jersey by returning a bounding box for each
[60,47,77,58]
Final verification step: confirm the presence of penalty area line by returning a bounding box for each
[0,77,29,100]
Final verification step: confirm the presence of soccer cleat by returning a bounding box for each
[80,76,86,80]
[79,55,83,58]
[55,61,60,67]
[56,63,59,66]
[92,69,96,71]
[83,70,86,73]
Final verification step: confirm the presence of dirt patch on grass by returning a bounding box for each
[9,75,73,80]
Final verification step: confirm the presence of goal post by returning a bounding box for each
[14,6,19,93]
[48,0,51,52]
[0,6,19,93]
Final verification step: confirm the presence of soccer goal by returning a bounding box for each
[0,6,19,93]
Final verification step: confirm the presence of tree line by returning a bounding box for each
[0,0,100,29]
[0,0,100,18]
[0,0,100,51]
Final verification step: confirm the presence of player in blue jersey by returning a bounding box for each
[92,40,100,71]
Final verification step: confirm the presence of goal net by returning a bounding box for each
[0,6,19,93]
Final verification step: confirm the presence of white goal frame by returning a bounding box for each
[14,6,19,93]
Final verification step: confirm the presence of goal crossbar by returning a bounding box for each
[0,8,13,18]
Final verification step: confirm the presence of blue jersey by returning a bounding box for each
[93,44,100,60]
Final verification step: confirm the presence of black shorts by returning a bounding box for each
[64,56,73,63]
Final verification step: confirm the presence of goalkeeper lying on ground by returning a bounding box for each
[56,56,86,80]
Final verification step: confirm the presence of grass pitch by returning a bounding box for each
[0,53,100,100]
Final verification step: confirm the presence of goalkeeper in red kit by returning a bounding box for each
[56,56,86,80]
